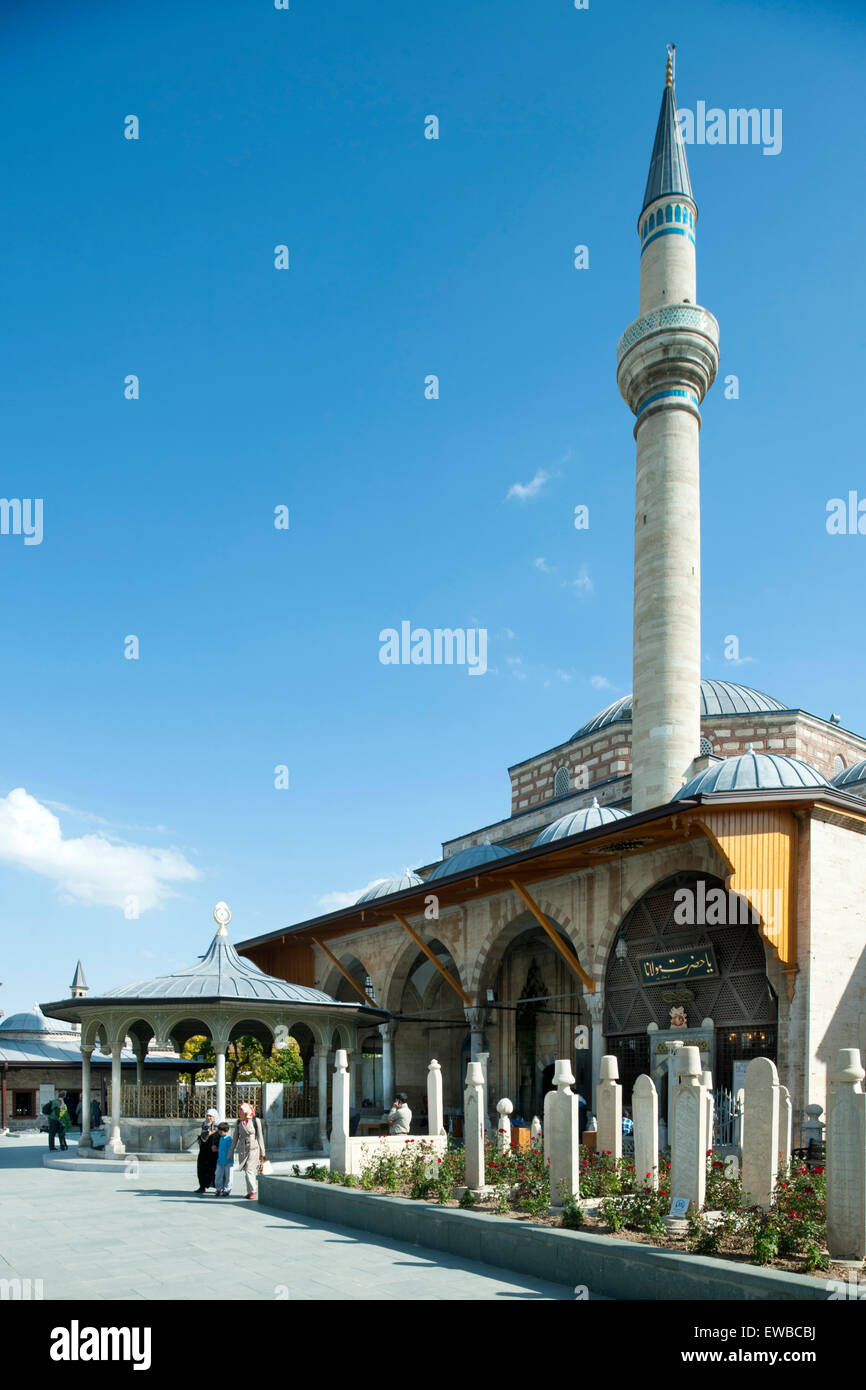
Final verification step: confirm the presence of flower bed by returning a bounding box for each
[290,1136,861,1285]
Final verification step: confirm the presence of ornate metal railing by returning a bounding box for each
[283,1083,318,1118]
[616,304,719,363]
[108,1083,261,1119]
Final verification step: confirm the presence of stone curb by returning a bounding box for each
[257,1176,829,1301]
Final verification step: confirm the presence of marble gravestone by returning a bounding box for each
[741,1056,780,1213]
[543,1060,581,1210]
[632,1073,659,1190]
[464,1061,486,1191]
[826,1049,866,1264]
[596,1055,622,1162]
[668,1046,709,1222]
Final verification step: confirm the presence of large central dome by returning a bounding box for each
[573,679,788,740]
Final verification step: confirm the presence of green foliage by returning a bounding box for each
[601,1197,625,1233]
[559,1186,584,1230]
[458,1187,476,1209]
[749,1212,779,1266]
[619,1185,668,1236]
[306,1163,328,1182]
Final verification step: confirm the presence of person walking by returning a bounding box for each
[230,1102,267,1199]
[46,1093,70,1151]
[196,1108,220,1194]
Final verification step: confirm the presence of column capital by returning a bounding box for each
[378,1021,398,1042]
[464,1006,488,1031]
[585,990,604,1023]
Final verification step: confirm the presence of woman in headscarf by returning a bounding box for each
[230,1102,267,1200]
[195,1107,220,1194]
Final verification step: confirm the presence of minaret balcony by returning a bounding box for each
[616,304,719,421]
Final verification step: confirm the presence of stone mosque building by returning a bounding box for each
[236,53,866,1131]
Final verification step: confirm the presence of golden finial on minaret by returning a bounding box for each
[665,43,676,88]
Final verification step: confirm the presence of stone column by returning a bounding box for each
[379,1022,397,1114]
[427,1059,445,1138]
[495,1098,513,1152]
[778,1085,793,1171]
[633,1074,658,1190]
[331,1049,351,1173]
[107,1043,126,1155]
[464,1061,486,1191]
[464,1006,487,1062]
[596,1055,622,1163]
[585,991,604,1110]
[134,1046,146,1091]
[316,1046,329,1153]
[544,1061,580,1210]
[826,1049,866,1264]
[741,1056,780,1214]
[215,1048,227,1123]
[80,1047,93,1148]
[668,1046,708,1219]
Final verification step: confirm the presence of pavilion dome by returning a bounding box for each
[96,927,338,1005]
[428,839,515,880]
[356,871,423,903]
[675,750,831,799]
[572,679,788,740]
[0,1005,74,1034]
[832,759,866,797]
[532,799,630,846]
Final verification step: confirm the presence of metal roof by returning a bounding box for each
[573,680,788,740]
[0,1005,75,1035]
[832,758,866,792]
[532,801,629,846]
[641,77,694,216]
[91,927,338,1005]
[428,839,516,881]
[676,751,831,799]
[356,871,423,903]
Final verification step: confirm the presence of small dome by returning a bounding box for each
[832,759,866,796]
[676,750,831,799]
[532,800,630,846]
[356,871,423,904]
[0,1005,74,1034]
[428,839,514,880]
[573,679,788,740]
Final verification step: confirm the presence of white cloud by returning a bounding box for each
[0,788,199,914]
[534,557,554,574]
[567,567,594,597]
[556,669,573,682]
[500,627,516,640]
[507,469,550,502]
[591,674,612,690]
[506,655,523,665]
[318,878,388,912]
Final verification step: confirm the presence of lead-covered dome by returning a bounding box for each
[573,679,788,740]
[676,750,830,799]
[0,1005,74,1034]
[832,759,866,797]
[429,839,514,880]
[356,871,423,903]
[532,800,629,846]
[96,927,337,1005]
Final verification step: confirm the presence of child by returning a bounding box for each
[213,1122,234,1196]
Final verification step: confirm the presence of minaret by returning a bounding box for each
[617,47,719,811]
[70,961,88,998]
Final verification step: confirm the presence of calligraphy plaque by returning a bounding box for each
[637,946,719,986]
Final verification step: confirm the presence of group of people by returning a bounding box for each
[195,1102,267,1199]
[43,1091,103,1151]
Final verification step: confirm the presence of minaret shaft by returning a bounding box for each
[617,58,719,812]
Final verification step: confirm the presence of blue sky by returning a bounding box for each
[1,0,863,1010]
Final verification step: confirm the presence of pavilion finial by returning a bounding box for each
[213,901,232,935]
[665,42,675,88]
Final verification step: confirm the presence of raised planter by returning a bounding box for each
[257,1176,828,1302]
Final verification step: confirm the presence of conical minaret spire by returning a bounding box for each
[616,49,720,811]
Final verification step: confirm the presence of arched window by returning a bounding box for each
[642,219,648,239]
[674,205,681,222]
[834,755,846,778]
[553,766,570,798]
[649,212,655,231]
[665,204,673,223]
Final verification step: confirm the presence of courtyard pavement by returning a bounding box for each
[0,1135,587,1301]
